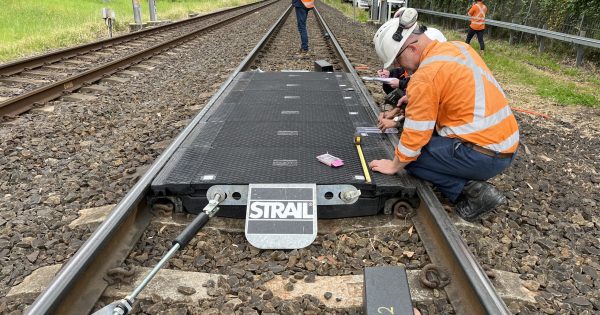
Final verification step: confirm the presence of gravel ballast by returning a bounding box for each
[1,1,599,314]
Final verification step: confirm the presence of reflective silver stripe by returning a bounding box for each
[453,43,486,120]
[398,143,421,157]
[471,4,485,24]
[484,129,519,152]
[420,54,503,98]
[419,55,506,97]
[476,4,486,19]
[420,55,463,67]
[404,118,436,131]
[419,44,511,137]
[438,105,513,136]
[478,67,506,97]
[420,45,506,121]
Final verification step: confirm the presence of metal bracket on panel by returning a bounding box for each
[206,184,361,206]
[207,185,248,206]
[317,185,361,205]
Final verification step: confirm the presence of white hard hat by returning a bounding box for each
[424,27,447,42]
[393,7,406,18]
[373,9,419,68]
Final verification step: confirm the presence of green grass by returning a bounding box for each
[0,0,256,62]
[422,24,600,108]
[318,8,600,107]
[321,0,370,23]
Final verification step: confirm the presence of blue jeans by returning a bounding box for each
[295,6,309,51]
[405,136,515,202]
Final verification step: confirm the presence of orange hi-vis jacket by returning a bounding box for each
[395,41,519,163]
[301,0,314,9]
[468,2,487,30]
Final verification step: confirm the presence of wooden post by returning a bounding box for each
[538,24,547,54]
[576,30,586,67]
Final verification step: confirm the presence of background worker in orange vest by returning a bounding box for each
[371,10,519,221]
[466,0,487,54]
[292,0,314,53]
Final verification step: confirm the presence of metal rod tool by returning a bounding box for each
[93,192,224,315]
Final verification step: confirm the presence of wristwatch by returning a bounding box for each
[393,116,402,122]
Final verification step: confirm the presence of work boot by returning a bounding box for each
[454,181,506,221]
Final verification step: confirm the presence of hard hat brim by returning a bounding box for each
[383,22,418,69]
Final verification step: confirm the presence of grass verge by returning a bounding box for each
[320,0,370,23]
[321,5,600,108]
[439,26,600,108]
[0,0,256,63]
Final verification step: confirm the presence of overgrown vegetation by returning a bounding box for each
[431,23,600,107]
[411,0,600,64]
[411,0,600,39]
[0,0,256,62]
[328,1,600,108]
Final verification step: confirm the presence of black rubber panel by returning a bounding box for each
[151,72,417,217]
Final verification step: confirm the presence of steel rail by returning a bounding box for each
[315,4,509,314]
[416,8,600,49]
[27,2,285,314]
[29,4,508,314]
[0,1,266,77]
[0,0,277,118]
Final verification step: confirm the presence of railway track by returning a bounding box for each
[0,0,277,119]
[12,3,535,315]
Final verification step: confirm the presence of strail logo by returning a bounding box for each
[249,201,314,219]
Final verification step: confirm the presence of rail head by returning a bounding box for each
[0,0,268,76]
[316,4,510,313]
[27,2,282,314]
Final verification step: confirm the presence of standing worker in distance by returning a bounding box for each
[466,0,487,54]
[292,0,314,53]
[370,10,519,221]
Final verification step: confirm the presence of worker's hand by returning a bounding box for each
[381,107,401,119]
[377,118,397,131]
[388,78,400,88]
[397,95,408,108]
[377,69,390,78]
[369,159,404,175]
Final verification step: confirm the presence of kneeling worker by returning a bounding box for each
[377,25,447,131]
[369,11,519,220]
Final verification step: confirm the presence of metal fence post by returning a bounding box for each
[538,24,547,54]
[132,0,142,25]
[149,0,157,22]
[509,18,516,45]
[576,30,586,67]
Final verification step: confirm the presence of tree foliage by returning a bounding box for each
[411,0,600,38]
